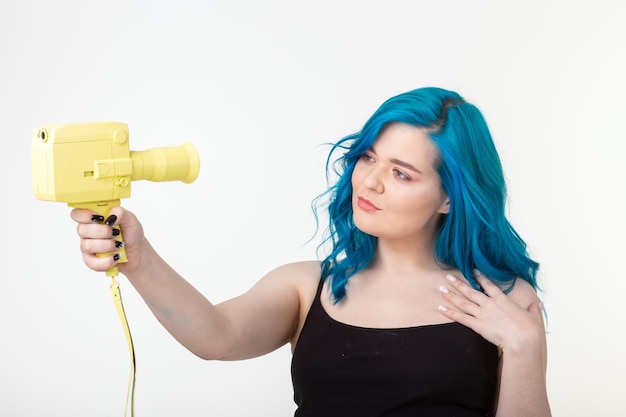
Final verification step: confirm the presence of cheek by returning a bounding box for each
[393,189,446,218]
[351,162,364,184]
[350,171,358,188]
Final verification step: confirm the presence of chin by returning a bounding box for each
[352,215,382,239]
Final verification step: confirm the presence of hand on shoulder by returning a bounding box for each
[438,270,546,355]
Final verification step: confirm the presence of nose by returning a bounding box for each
[362,167,384,193]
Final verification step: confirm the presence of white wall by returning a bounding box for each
[1,1,624,416]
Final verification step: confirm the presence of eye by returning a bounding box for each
[393,169,411,181]
[360,153,375,163]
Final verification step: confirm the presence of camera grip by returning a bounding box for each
[70,199,128,277]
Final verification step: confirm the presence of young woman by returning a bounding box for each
[72,87,551,416]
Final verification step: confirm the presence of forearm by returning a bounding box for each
[495,344,551,417]
[120,239,231,359]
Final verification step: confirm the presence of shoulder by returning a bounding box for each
[262,260,321,284]
[506,278,540,309]
[264,261,323,342]
[257,260,321,301]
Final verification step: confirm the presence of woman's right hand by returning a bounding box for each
[70,206,146,275]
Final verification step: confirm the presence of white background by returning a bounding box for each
[1,1,625,416]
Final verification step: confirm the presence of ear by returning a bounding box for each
[437,196,450,214]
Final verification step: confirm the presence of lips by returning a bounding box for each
[356,196,380,212]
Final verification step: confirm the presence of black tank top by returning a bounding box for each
[291,278,499,417]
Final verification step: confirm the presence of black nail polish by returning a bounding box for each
[112,229,121,237]
[115,241,124,248]
[104,215,117,226]
[91,215,105,223]
[113,253,121,262]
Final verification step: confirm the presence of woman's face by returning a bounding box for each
[351,123,449,243]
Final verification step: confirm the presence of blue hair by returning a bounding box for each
[313,87,539,302]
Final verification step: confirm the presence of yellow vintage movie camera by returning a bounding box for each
[31,121,200,416]
[32,121,200,275]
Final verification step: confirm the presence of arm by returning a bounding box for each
[438,271,551,417]
[71,206,317,361]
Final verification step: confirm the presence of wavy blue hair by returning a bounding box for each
[313,87,539,302]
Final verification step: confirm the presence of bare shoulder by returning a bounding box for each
[228,260,321,308]
[262,260,321,286]
[266,259,321,277]
[214,260,322,359]
[262,261,323,347]
[506,278,540,309]
[255,260,321,303]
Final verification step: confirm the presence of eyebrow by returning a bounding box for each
[368,146,424,174]
[390,158,423,174]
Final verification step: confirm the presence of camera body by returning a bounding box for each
[32,121,199,204]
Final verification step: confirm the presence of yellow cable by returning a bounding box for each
[110,276,136,417]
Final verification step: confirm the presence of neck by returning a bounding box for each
[369,237,443,275]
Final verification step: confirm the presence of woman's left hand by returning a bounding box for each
[438,270,545,354]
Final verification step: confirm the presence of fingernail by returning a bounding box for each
[473,269,481,276]
[438,305,449,312]
[113,253,121,262]
[112,228,121,237]
[439,285,450,294]
[115,241,124,249]
[446,274,457,282]
[91,215,105,223]
[104,215,117,226]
